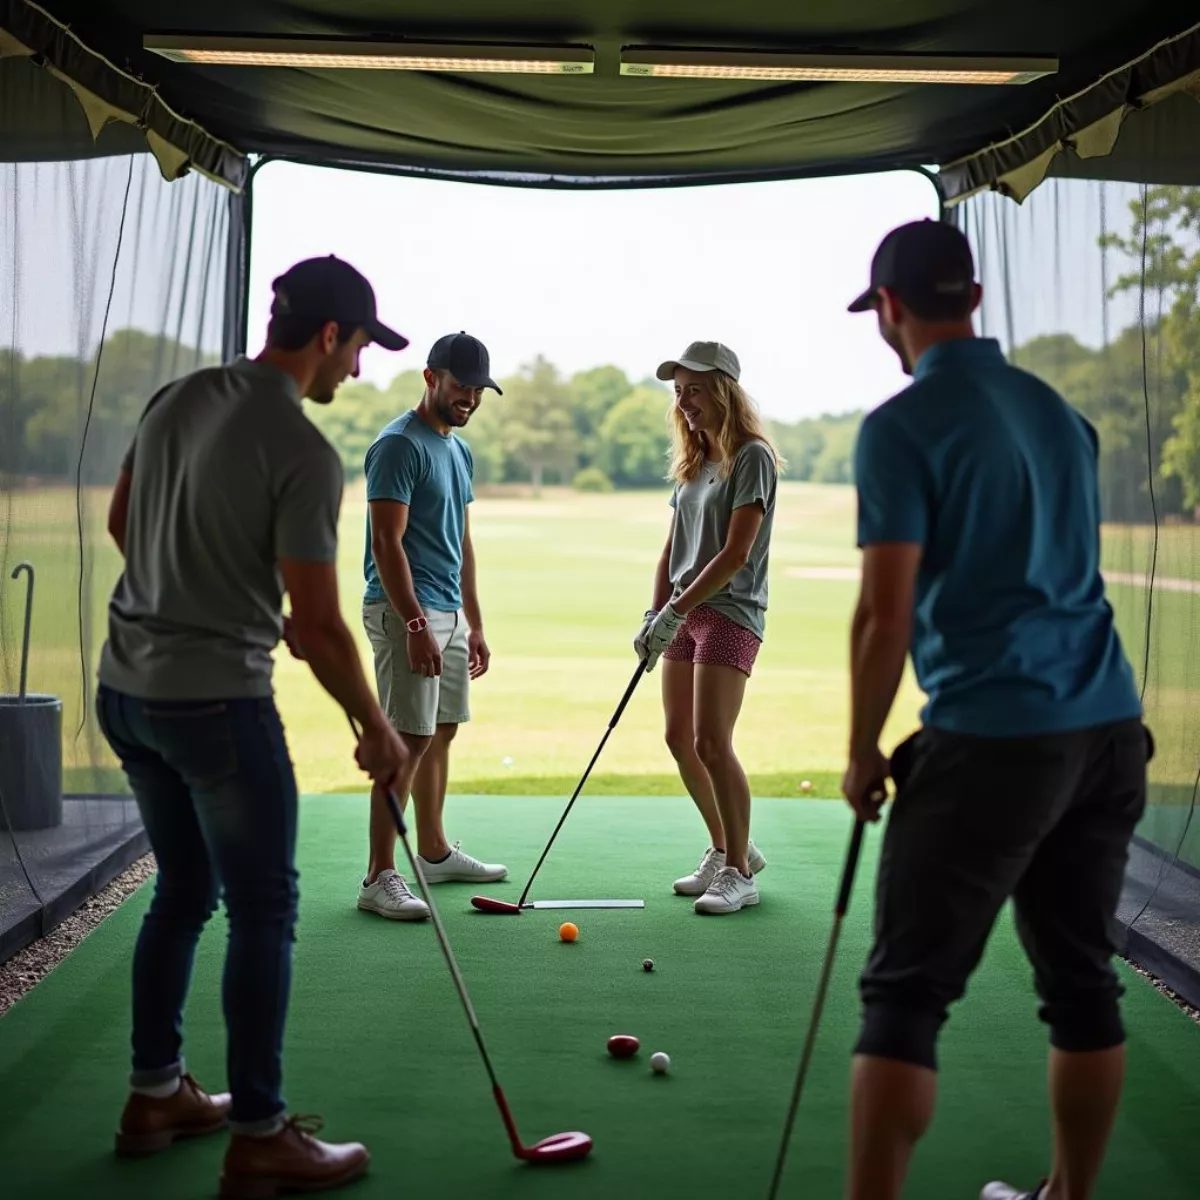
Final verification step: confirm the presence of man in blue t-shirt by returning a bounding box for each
[839,220,1152,1200]
[356,332,508,921]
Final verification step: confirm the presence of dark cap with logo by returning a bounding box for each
[427,331,502,394]
[848,219,977,316]
[270,255,408,351]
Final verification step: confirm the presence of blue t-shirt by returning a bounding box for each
[363,410,475,612]
[854,337,1141,738]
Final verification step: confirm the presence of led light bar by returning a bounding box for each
[619,48,1057,85]
[144,35,595,74]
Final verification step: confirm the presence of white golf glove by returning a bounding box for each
[633,609,658,663]
[641,603,686,671]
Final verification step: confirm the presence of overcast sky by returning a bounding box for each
[247,162,940,421]
[7,154,1143,425]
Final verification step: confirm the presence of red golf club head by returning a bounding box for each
[493,1086,592,1165]
[470,895,523,914]
[520,1131,593,1164]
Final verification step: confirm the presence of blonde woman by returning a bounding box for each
[634,341,783,915]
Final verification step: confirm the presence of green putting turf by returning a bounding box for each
[1,796,1198,1199]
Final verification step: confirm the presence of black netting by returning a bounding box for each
[955,168,1200,1006]
[1,137,232,961]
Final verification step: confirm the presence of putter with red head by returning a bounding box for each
[348,715,593,1164]
[471,659,648,914]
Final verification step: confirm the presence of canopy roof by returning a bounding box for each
[4,1,1200,199]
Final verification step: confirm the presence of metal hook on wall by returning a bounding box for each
[10,562,35,703]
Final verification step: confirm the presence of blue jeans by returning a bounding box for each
[96,685,299,1133]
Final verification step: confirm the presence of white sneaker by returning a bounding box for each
[694,865,760,914]
[673,846,726,895]
[673,840,767,896]
[357,869,430,921]
[748,839,767,875]
[418,842,508,884]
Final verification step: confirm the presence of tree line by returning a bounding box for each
[1,186,1196,517]
[1007,185,1200,523]
[0,331,863,492]
[300,355,863,492]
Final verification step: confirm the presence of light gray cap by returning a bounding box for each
[656,340,741,383]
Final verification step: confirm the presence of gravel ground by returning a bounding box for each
[1120,956,1200,1024]
[1,856,1198,1031]
[0,854,156,1018]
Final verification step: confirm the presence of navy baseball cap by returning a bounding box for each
[271,255,408,351]
[427,331,502,394]
[848,219,976,315]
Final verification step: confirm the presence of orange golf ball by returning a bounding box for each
[559,921,579,942]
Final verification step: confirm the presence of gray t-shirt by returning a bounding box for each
[98,357,343,700]
[668,438,778,639]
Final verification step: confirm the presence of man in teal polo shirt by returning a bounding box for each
[357,332,508,920]
[839,220,1151,1200]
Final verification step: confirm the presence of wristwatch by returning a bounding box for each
[405,615,429,635]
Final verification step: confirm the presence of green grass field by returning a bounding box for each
[3,480,1200,830]
[2,481,925,797]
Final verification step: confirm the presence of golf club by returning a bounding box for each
[471,658,649,914]
[348,714,593,1165]
[766,785,883,1200]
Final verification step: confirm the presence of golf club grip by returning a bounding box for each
[835,819,865,916]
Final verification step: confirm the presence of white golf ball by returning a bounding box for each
[800,780,813,793]
[502,756,514,767]
[650,1051,670,1074]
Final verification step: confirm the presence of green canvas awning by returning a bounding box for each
[4,1,1199,198]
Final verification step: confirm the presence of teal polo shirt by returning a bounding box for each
[853,336,1142,738]
[363,409,474,612]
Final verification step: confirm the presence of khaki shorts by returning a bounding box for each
[362,602,471,737]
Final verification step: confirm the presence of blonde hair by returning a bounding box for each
[667,369,785,484]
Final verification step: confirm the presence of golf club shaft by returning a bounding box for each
[515,659,647,907]
[766,909,845,1200]
[767,816,866,1200]
[348,717,508,1098]
[380,792,535,1160]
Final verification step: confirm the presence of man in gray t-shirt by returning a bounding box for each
[96,256,407,1196]
[99,356,344,700]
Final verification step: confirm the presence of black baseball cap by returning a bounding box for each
[270,255,408,351]
[427,331,502,394]
[848,219,976,315]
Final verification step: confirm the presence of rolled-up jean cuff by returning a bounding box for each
[230,1111,287,1138]
[130,1058,184,1088]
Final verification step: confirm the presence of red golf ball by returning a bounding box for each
[607,1034,639,1059]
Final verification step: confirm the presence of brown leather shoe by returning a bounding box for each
[219,1115,370,1199]
[115,1073,232,1155]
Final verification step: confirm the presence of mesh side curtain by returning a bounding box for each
[0,147,231,960]
[954,176,1200,1001]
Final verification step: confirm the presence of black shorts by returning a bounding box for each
[857,717,1152,1065]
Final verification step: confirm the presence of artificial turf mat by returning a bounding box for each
[1,795,1198,1200]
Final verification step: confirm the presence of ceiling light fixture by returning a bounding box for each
[144,34,595,74]
[619,48,1057,85]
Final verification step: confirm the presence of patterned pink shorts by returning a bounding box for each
[662,605,762,676]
